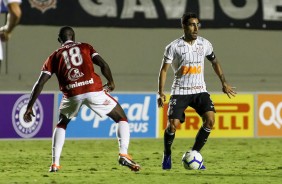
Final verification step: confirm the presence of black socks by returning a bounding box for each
[163,129,175,155]
[164,126,211,155]
[192,126,211,151]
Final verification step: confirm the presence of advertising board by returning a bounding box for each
[0,93,54,138]
[158,94,254,138]
[58,93,157,138]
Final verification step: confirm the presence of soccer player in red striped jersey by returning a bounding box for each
[158,12,236,170]
[23,26,140,172]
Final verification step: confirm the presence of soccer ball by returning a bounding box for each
[182,150,204,170]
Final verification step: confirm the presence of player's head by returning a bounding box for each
[181,12,200,40]
[181,12,199,25]
[58,26,75,44]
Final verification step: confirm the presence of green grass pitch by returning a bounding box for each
[0,138,281,184]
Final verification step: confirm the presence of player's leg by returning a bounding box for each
[162,95,187,170]
[50,114,71,172]
[164,119,181,155]
[107,103,129,154]
[107,103,141,171]
[49,96,81,172]
[192,111,214,151]
[162,118,181,170]
[190,93,215,170]
[85,91,140,171]
[191,93,215,152]
[190,111,214,170]
[86,91,130,155]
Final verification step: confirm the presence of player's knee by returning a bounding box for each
[108,104,128,123]
[108,110,127,123]
[167,124,177,133]
[57,114,71,129]
[56,122,68,129]
[204,118,215,129]
[115,117,128,123]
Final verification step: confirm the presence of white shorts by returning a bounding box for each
[59,91,117,119]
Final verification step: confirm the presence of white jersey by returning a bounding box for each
[163,36,213,95]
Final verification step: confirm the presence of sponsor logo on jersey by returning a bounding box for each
[182,65,202,75]
[68,68,84,81]
[12,94,43,138]
[29,0,57,13]
[66,78,94,90]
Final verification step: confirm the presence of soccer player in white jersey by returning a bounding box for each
[0,0,21,70]
[23,26,140,172]
[157,12,236,170]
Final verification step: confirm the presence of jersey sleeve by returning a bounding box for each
[41,52,56,76]
[204,39,214,56]
[163,44,174,64]
[86,44,99,59]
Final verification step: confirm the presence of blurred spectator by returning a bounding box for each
[0,0,21,70]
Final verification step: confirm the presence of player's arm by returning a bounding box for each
[23,72,51,122]
[0,2,22,41]
[207,52,236,98]
[158,58,170,107]
[92,55,115,92]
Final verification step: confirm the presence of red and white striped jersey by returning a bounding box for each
[163,36,213,95]
[42,41,103,98]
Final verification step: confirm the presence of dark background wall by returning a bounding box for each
[0,25,281,93]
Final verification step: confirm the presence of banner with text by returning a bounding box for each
[158,94,254,138]
[21,0,282,29]
[58,93,157,138]
[257,94,282,137]
[0,93,54,138]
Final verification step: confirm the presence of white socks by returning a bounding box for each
[52,127,66,166]
[116,121,130,154]
[51,121,130,165]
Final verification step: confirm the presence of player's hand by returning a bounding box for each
[103,82,115,92]
[23,108,35,122]
[157,93,166,108]
[222,83,236,98]
[0,26,11,42]
[0,32,10,42]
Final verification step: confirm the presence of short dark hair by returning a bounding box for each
[181,12,198,25]
[58,26,75,43]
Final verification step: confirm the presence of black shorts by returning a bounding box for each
[167,92,216,123]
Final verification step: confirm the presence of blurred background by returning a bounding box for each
[0,0,281,93]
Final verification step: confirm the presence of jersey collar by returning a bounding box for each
[62,40,74,46]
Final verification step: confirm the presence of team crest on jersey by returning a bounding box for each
[29,0,57,13]
[68,68,84,81]
[12,95,43,138]
[196,46,204,56]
